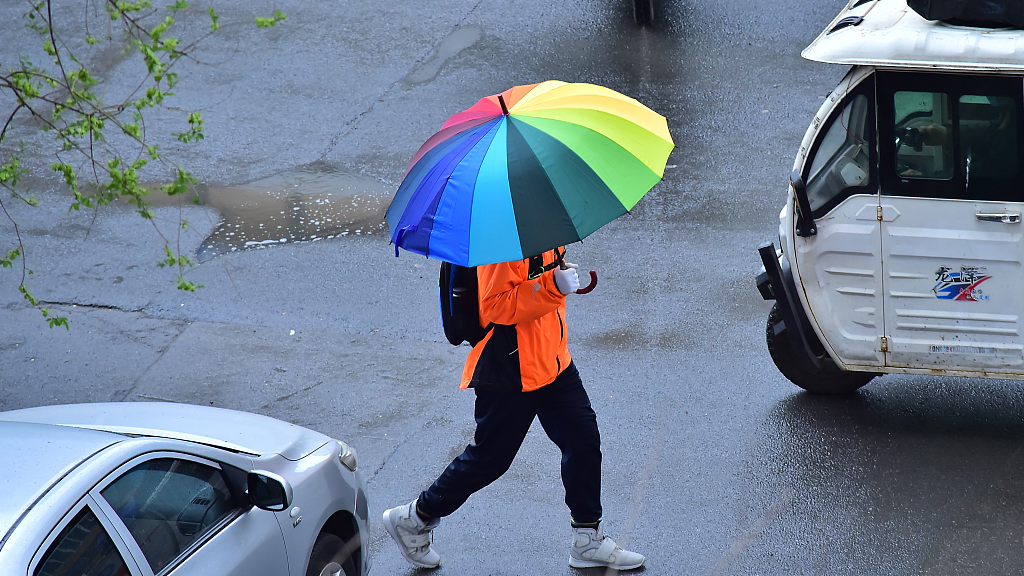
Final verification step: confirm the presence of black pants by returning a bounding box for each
[417,362,603,523]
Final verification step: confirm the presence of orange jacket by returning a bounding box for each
[460,248,572,392]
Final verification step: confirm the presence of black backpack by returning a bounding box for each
[439,262,489,346]
[438,251,563,346]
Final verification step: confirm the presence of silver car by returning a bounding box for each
[0,402,369,576]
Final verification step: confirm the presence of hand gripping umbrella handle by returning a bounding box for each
[558,260,597,295]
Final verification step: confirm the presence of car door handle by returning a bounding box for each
[976,212,1021,223]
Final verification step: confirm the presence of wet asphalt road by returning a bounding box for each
[5,0,1024,574]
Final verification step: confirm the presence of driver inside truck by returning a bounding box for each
[903,96,1019,181]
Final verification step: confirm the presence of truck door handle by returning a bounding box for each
[976,212,1021,223]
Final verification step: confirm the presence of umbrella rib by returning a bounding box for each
[505,119,583,257]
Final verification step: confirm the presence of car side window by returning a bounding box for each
[100,458,241,575]
[35,506,132,576]
[804,76,875,216]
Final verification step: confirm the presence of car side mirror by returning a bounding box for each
[791,169,817,237]
[247,471,293,511]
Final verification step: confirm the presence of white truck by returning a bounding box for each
[757,0,1024,393]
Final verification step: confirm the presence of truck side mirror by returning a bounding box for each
[791,169,817,237]
[247,471,293,511]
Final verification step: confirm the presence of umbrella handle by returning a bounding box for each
[558,259,596,294]
[576,270,598,294]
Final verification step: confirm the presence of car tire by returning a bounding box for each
[633,0,654,24]
[306,532,358,576]
[766,303,875,394]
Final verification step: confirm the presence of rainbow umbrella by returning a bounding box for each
[386,81,674,267]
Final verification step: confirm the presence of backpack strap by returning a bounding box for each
[527,247,565,279]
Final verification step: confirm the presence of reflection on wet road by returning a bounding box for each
[742,376,1024,574]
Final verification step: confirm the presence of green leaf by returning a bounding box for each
[173,110,204,143]
[11,71,41,99]
[0,156,21,185]
[157,245,175,268]
[18,284,38,305]
[0,248,21,269]
[48,316,70,330]
[256,10,287,27]
[150,16,173,42]
[162,166,197,195]
[118,1,153,13]
[123,123,141,138]
[177,277,198,291]
[51,162,75,186]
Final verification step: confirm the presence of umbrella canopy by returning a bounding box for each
[386,80,674,267]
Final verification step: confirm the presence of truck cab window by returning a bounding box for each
[958,95,1019,183]
[879,72,1024,201]
[894,91,953,180]
[804,78,875,216]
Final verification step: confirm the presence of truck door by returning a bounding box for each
[877,71,1024,374]
[792,71,885,370]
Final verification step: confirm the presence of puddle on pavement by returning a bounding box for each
[146,164,394,263]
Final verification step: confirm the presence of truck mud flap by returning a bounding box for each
[757,241,826,370]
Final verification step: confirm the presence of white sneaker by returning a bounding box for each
[382,499,441,568]
[569,521,645,570]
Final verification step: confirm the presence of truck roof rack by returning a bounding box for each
[907,0,1024,29]
[803,0,1024,73]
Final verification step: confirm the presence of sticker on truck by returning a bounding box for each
[933,266,991,301]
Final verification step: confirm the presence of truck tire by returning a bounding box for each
[766,303,875,394]
[306,532,358,576]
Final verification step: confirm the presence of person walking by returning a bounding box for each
[382,247,645,571]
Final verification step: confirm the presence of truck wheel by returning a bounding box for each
[633,0,654,24]
[306,532,357,576]
[765,303,875,394]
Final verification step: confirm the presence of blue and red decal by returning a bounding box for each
[933,266,991,301]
